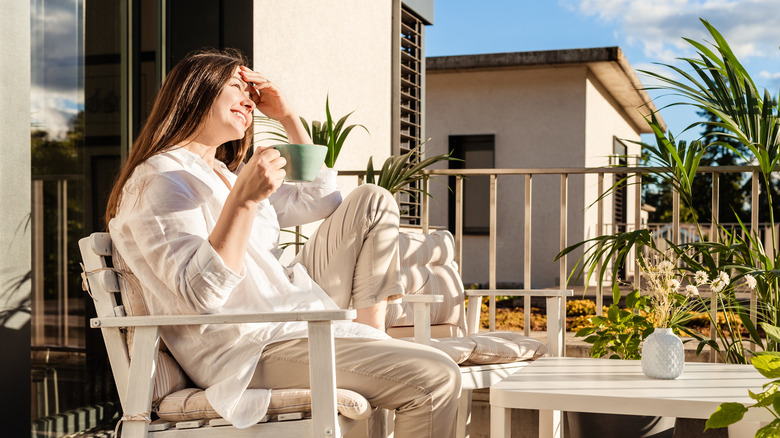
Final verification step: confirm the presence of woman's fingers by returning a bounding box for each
[239,66,293,120]
[239,66,271,100]
[257,147,287,181]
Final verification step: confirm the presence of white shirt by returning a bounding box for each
[109,148,386,428]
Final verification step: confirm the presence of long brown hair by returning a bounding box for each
[104,48,252,227]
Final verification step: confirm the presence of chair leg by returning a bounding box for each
[367,408,391,438]
[456,389,473,438]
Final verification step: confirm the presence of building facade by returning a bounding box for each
[423,48,663,288]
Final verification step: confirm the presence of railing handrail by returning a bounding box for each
[339,164,766,177]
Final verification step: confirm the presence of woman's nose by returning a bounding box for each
[243,98,255,112]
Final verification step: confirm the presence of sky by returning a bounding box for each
[425,0,780,146]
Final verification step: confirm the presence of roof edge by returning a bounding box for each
[427,47,622,71]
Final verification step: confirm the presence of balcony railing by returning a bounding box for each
[343,165,770,360]
[33,166,771,360]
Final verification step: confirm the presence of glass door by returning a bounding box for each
[30,0,161,435]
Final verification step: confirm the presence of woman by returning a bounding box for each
[105,49,460,437]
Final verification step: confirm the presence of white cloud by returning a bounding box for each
[31,85,82,140]
[560,0,780,62]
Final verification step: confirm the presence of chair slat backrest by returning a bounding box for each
[79,233,132,407]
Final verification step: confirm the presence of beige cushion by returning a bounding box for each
[413,332,547,365]
[387,231,467,334]
[429,337,478,364]
[113,248,190,405]
[153,351,190,406]
[463,332,547,365]
[157,387,372,422]
[386,323,462,339]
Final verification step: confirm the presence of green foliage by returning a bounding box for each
[560,19,780,368]
[301,96,368,168]
[364,144,459,197]
[645,109,751,224]
[255,96,368,168]
[706,344,780,435]
[574,285,654,360]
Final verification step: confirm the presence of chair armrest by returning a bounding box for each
[90,309,356,328]
[465,290,573,357]
[101,309,353,436]
[400,295,444,346]
[465,289,573,298]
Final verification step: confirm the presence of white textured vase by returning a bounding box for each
[641,328,684,379]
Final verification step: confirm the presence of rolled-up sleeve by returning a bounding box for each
[182,239,245,311]
[270,167,342,227]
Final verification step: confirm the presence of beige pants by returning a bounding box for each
[251,337,462,438]
[294,183,404,309]
[253,185,462,437]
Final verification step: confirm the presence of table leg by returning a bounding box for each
[490,406,511,438]
[539,409,563,438]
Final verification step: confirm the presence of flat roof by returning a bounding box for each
[427,47,666,133]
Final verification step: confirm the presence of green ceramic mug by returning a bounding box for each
[272,144,328,182]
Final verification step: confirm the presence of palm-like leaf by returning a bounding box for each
[365,144,459,196]
[303,96,369,168]
[640,19,780,232]
[260,97,369,169]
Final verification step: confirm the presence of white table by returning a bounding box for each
[490,356,771,438]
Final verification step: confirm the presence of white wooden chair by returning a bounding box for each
[79,232,369,438]
[387,230,574,438]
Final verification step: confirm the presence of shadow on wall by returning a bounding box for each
[1,214,32,436]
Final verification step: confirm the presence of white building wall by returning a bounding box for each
[425,66,590,288]
[582,72,644,284]
[0,0,31,432]
[253,1,396,261]
[253,0,394,180]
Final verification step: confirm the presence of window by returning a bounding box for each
[30,1,252,434]
[613,137,628,280]
[448,135,496,235]
[394,3,425,224]
[613,137,628,232]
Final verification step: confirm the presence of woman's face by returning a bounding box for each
[201,68,255,144]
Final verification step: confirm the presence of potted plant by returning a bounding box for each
[558,18,779,438]
[569,283,675,438]
[559,18,780,365]
[256,95,368,169]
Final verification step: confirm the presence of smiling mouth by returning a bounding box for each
[232,110,247,125]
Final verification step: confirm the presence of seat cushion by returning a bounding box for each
[416,332,548,365]
[386,323,462,339]
[157,387,372,422]
[463,331,548,365]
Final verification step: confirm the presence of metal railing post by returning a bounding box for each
[596,173,604,316]
[634,173,642,292]
[751,171,759,326]
[489,175,498,331]
[559,174,568,353]
[455,176,464,274]
[524,174,532,337]
[710,172,719,363]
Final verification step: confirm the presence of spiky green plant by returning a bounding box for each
[560,19,780,365]
[255,95,368,168]
[364,144,458,197]
[301,96,368,168]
